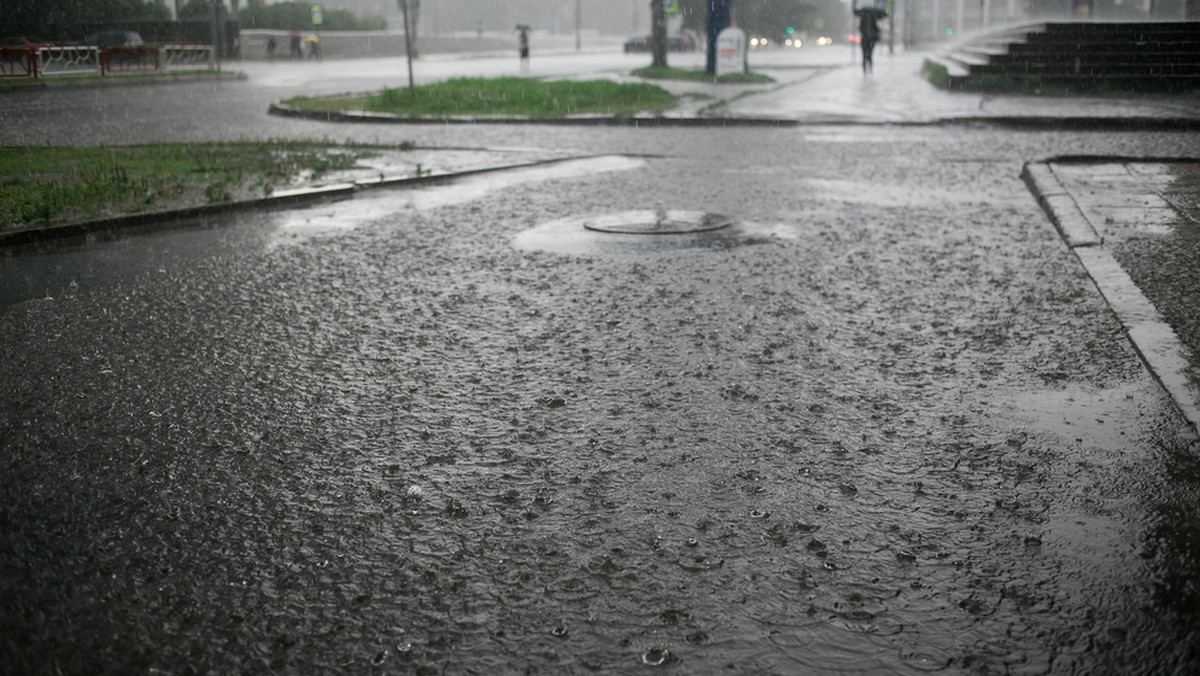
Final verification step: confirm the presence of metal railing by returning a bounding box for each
[37,46,97,77]
[161,44,214,70]
[0,45,215,79]
[100,45,159,74]
[0,48,39,78]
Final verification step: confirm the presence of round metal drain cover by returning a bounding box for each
[583,210,733,235]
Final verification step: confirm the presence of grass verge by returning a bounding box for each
[920,59,950,90]
[632,66,775,84]
[0,140,411,231]
[284,77,677,117]
[922,58,1200,98]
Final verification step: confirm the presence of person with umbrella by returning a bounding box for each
[516,24,531,72]
[853,3,887,74]
[289,31,303,60]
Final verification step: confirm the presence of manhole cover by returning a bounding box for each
[583,210,733,235]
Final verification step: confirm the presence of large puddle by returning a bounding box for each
[268,155,647,248]
[513,211,794,256]
[0,156,647,307]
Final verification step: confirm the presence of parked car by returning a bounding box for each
[84,31,144,49]
[669,34,699,52]
[1,36,54,51]
[623,35,650,53]
[623,34,698,53]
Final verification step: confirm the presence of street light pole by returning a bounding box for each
[576,0,582,52]
[400,0,415,95]
[889,0,896,55]
[210,0,222,70]
[651,0,666,67]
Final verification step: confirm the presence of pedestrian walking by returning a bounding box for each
[517,25,531,72]
[305,34,321,61]
[854,4,887,74]
[289,31,302,60]
[266,35,277,60]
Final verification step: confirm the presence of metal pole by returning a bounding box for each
[401,0,415,95]
[889,0,895,54]
[576,0,582,52]
[211,0,222,70]
[652,0,667,67]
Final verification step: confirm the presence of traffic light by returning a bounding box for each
[786,27,795,35]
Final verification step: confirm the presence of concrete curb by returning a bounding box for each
[266,102,801,127]
[0,156,587,249]
[1023,160,1200,436]
[269,101,1200,130]
[945,115,1200,132]
[1021,162,1103,248]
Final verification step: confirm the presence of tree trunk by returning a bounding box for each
[651,0,667,68]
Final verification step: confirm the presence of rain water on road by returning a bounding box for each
[3,125,1200,674]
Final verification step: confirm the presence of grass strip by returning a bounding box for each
[631,66,775,85]
[0,139,410,230]
[284,77,678,117]
[922,58,1200,98]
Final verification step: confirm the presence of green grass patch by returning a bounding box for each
[284,77,677,118]
[920,59,950,90]
[922,57,1200,98]
[0,139,411,230]
[632,66,775,85]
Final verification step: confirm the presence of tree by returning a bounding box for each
[677,0,845,43]
[236,1,387,31]
[178,0,224,21]
[652,0,668,67]
[5,0,171,41]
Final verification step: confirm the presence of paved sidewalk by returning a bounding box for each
[717,50,1200,125]
[1024,160,1200,433]
[724,48,1200,434]
[264,48,1200,130]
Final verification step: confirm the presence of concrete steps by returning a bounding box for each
[930,21,1200,92]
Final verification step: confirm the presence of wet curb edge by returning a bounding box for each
[268,102,1200,131]
[267,102,803,127]
[1022,159,1200,436]
[0,155,589,249]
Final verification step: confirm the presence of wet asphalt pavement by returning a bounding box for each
[3,50,1200,674]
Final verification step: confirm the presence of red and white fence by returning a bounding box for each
[0,44,215,79]
[0,48,39,78]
